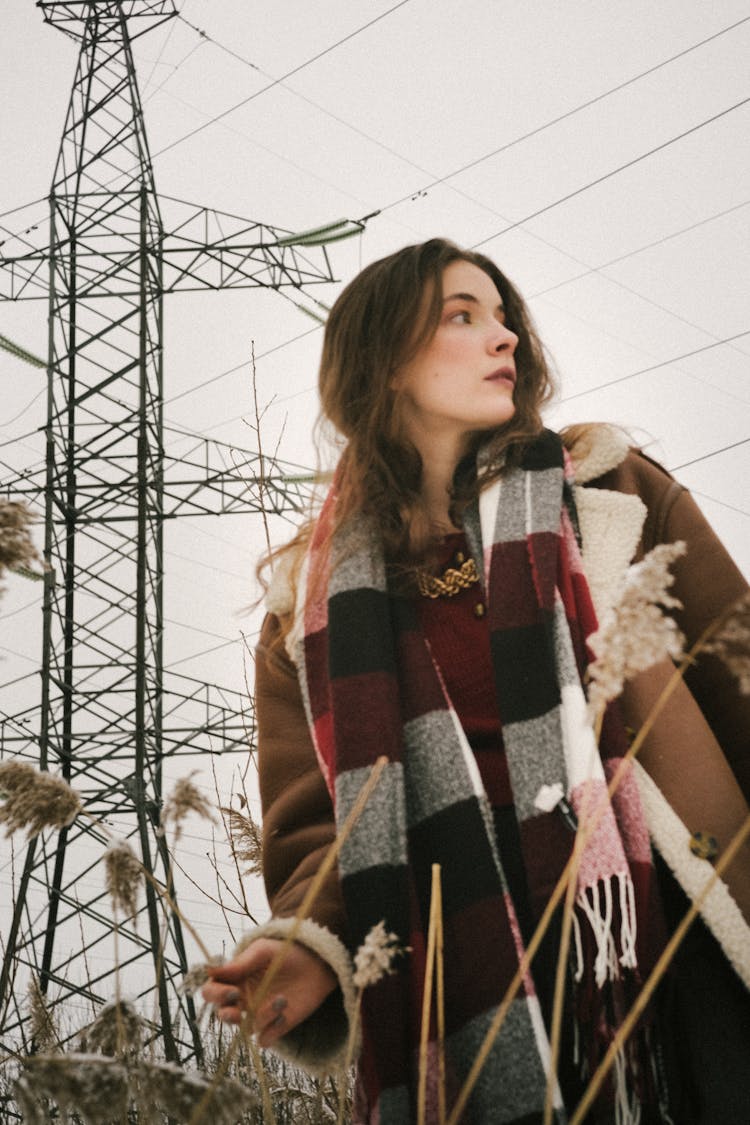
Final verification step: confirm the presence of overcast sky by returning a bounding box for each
[1,0,749,954]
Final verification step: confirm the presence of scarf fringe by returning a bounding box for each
[574,872,639,987]
[613,1042,642,1125]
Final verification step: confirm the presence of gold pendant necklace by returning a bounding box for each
[416,556,480,598]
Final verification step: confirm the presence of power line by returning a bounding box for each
[146,16,750,428]
[560,328,750,401]
[151,0,415,161]
[0,195,47,222]
[0,644,38,666]
[159,191,750,446]
[165,546,248,582]
[154,83,376,217]
[161,320,321,408]
[164,616,237,644]
[173,9,750,249]
[4,13,747,568]
[174,10,458,213]
[165,636,242,670]
[376,14,750,216]
[143,37,206,106]
[140,0,189,97]
[670,437,750,474]
[7,13,745,437]
[129,22,750,455]
[0,668,38,692]
[533,197,750,299]
[0,597,41,622]
[2,387,46,428]
[685,488,750,520]
[472,96,750,249]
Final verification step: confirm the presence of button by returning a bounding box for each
[473,602,486,618]
[689,831,718,861]
[454,551,465,565]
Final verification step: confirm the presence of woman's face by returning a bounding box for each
[392,260,518,456]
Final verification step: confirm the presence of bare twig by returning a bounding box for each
[244,340,274,560]
[212,754,255,922]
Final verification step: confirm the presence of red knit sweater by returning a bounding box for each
[415,533,513,810]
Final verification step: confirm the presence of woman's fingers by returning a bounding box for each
[200,981,244,1009]
[202,942,289,1031]
[254,995,289,1046]
[201,980,249,1027]
[205,938,277,986]
[201,937,337,1039]
[216,1002,244,1026]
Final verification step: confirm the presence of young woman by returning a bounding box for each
[203,240,750,1123]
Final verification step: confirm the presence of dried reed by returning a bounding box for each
[448,577,748,1124]
[78,999,143,1057]
[417,864,445,1125]
[570,812,750,1124]
[336,919,408,1125]
[0,500,42,590]
[587,541,686,720]
[27,975,58,1052]
[221,804,263,878]
[187,755,388,1125]
[703,589,750,694]
[0,760,81,838]
[161,772,217,840]
[104,839,143,919]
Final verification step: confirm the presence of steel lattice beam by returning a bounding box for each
[0,0,326,1078]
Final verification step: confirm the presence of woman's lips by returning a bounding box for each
[484,366,516,385]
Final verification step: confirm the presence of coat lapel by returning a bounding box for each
[574,484,646,624]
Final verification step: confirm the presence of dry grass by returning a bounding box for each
[0,761,81,838]
[3,572,750,1123]
[0,500,42,592]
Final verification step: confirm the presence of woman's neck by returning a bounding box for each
[416,435,469,535]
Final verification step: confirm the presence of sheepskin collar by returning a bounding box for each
[265,423,635,620]
[563,422,631,483]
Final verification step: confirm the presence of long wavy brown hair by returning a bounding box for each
[260,238,555,610]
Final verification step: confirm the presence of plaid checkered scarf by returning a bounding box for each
[294,430,660,1124]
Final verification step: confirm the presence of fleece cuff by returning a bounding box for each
[634,760,750,990]
[234,916,358,1075]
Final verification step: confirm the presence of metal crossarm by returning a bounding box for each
[0,0,328,1080]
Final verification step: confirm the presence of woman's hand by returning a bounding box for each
[201,938,337,1047]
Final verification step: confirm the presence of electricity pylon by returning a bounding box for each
[0,0,343,1067]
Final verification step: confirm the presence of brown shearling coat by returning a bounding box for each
[254,443,750,950]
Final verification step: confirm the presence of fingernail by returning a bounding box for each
[271,995,287,1013]
[225,989,240,1004]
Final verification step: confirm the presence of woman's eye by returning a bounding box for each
[449,310,471,324]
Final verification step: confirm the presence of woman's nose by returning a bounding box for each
[489,323,518,353]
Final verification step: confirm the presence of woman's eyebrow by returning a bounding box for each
[443,291,505,312]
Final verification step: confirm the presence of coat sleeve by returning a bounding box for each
[658,472,750,800]
[254,611,350,942]
[241,612,357,1074]
[593,449,750,940]
[595,448,750,801]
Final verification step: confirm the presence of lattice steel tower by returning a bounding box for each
[0,0,339,1063]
